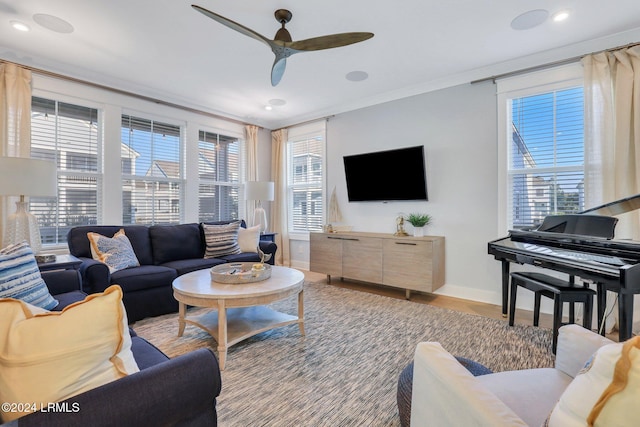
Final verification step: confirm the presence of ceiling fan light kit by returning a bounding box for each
[192,4,374,86]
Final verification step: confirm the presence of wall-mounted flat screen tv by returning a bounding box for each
[343,145,428,202]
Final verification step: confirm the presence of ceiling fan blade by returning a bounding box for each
[289,32,374,52]
[271,57,287,86]
[192,5,271,47]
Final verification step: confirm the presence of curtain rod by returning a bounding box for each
[0,59,257,128]
[470,41,640,84]
[285,115,334,130]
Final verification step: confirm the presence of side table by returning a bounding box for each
[260,232,277,243]
[37,254,82,271]
[38,254,83,291]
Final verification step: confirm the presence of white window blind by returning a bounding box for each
[30,97,101,245]
[287,123,325,233]
[121,115,182,225]
[508,87,584,229]
[198,130,243,222]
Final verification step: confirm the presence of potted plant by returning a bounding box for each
[405,213,432,237]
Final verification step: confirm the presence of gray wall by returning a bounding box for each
[292,81,508,305]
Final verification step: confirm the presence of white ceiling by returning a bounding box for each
[2,0,640,129]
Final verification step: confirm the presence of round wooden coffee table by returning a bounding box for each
[172,266,305,370]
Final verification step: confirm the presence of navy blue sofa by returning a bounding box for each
[5,270,222,427]
[67,220,277,322]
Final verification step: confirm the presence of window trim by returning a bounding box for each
[286,120,327,239]
[120,112,185,225]
[496,63,583,233]
[196,127,246,223]
[30,94,103,249]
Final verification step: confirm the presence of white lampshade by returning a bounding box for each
[245,181,274,201]
[0,157,57,253]
[0,157,57,197]
[245,181,274,233]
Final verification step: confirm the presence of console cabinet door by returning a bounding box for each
[343,236,383,283]
[383,240,435,292]
[310,233,343,277]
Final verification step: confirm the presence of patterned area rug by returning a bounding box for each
[132,281,554,426]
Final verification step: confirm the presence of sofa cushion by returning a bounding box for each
[411,342,526,426]
[220,252,262,263]
[238,225,261,253]
[548,336,640,427]
[68,225,154,265]
[0,285,139,422]
[160,257,227,276]
[110,265,177,292]
[202,221,242,258]
[149,223,204,265]
[88,229,141,273]
[52,290,88,311]
[477,367,572,427]
[0,241,58,310]
[130,336,170,370]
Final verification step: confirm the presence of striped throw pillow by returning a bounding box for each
[0,241,58,310]
[202,221,241,258]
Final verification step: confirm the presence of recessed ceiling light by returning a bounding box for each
[264,105,273,111]
[33,13,74,34]
[552,10,570,22]
[346,71,369,82]
[510,9,549,30]
[11,21,30,32]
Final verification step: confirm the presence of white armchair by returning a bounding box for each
[410,325,613,427]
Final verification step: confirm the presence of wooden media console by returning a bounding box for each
[310,231,445,298]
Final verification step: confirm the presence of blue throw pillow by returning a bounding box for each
[0,241,58,310]
[87,229,140,273]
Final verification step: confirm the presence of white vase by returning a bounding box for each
[413,226,425,237]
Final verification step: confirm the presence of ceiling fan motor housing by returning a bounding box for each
[274,9,293,24]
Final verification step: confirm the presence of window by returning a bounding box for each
[198,131,243,222]
[121,115,182,225]
[30,97,101,245]
[287,122,326,233]
[498,65,584,230]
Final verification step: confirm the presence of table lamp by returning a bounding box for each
[0,157,57,253]
[245,181,274,233]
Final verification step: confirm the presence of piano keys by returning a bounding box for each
[488,194,640,342]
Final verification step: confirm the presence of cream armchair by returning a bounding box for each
[410,325,613,427]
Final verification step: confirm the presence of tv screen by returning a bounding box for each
[343,145,428,202]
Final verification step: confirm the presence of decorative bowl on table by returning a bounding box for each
[210,262,271,284]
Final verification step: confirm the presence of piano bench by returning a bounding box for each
[509,272,596,353]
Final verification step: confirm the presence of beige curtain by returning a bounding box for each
[244,124,259,226]
[270,128,289,266]
[583,45,640,332]
[0,63,32,245]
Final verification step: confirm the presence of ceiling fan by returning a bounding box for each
[192,5,374,86]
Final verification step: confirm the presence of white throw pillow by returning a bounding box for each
[547,336,640,427]
[0,285,139,422]
[238,225,261,253]
[0,241,58,310]
[87,229,140,273]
